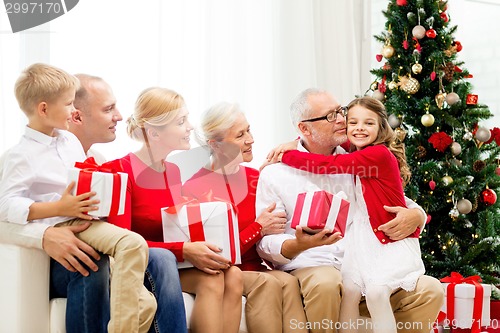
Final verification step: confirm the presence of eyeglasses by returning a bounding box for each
[301,106,347,123]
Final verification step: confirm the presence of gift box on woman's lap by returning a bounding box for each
[291,190,349,236]
[162,200,241,268]
[68,158,127,217]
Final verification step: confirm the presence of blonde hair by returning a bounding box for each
[14,63,79,115]
[346,96,411,186]
[198,102,243,144]
[126,87,185,142]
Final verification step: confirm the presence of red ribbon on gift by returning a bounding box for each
[440,272,484,333]
[74,157,124,216]
[165,196,238,264]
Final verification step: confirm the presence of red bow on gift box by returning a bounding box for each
[440,272,484,333]
[75,157,124,173]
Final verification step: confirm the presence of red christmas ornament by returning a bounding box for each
[481,188,497,206]
[429,180,436,190]
[453,41,463,52]
[430,71,436,81]
[402,40,409,50]
[428,132,453,153]
[440,12,449,22]
[426,214,432,224]
[376,54,383,62]
[397,0,408,5]
[426,29,437,39]
[466,94,478,105]
[496,166,500,176]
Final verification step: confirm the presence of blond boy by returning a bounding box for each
[0,63,156,333]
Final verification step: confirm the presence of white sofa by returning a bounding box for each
[0,237,248,333]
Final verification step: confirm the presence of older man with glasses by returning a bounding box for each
[256,88,444,333]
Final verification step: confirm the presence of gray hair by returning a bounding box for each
[196,102,244,145]
[290,88,327,129]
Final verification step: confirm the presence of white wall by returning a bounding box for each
[371,0,500,129]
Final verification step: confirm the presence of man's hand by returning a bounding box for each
[42,223,101,276]
[183,242,231,275]
[256,202,287,236]
[378,206,424,241]
[281,226,342,259]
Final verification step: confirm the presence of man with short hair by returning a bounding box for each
[257,88,444,333]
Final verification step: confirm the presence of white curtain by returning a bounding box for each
[0,0,370,169]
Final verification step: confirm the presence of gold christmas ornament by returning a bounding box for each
[412,63,423,74]
[442,175,454,186]
[370,81,378,91]
[382,45,395,58]
[388,81,398,90]
[445,92,460,106]
[394,127,407,142]
[399,76,420,94]
[435,92,446,109]
[421,113,435,127]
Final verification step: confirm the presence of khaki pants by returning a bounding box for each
[243,270,308,333]
[290,266,444,333]
[58,220,156,333]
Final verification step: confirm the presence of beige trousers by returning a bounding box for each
[58,220,156,333]
[290,266,444,333]
[243,270,308,333]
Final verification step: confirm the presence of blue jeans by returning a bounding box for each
[145,248,187,333]
[49,254,110,333]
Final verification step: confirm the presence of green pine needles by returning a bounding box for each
[370,0,500,285]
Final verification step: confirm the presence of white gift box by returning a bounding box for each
[441,282,491,329]
[68,168,127,217]
[162,201,241,269]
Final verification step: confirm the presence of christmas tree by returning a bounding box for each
[369,0,500,284]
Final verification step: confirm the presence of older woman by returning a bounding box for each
[182,102,307,333]
[108,89,242,333]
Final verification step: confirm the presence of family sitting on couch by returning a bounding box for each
[0,63,444,333]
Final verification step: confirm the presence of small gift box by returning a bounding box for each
[68,157,127,217]
[162,199,241,269]
[440,272,491,332]
[290,190,349,236]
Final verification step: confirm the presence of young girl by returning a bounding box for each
[273,96,425,333]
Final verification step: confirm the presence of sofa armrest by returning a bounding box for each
[0,240,51,333]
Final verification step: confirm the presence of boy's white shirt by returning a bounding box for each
[0,127,95,249]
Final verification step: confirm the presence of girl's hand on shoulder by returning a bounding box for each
[57,182,100,220]
[183,241,231,274]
